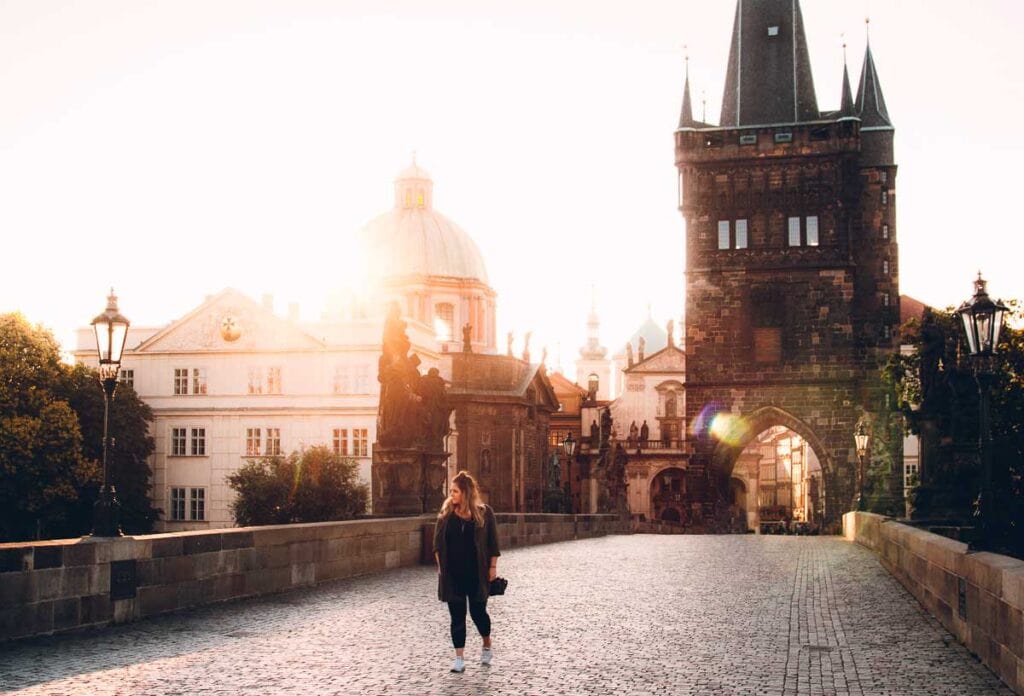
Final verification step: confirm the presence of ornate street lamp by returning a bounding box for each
[90,289,130,537]
[956,272,1008,548]
[563,433,577,513]
[853,421,870,512]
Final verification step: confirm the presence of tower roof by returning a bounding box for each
[855,41,893,128]
[679,56,697,129]
[839,54,856,118]
[719,0,819,127]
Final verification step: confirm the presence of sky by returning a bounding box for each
[2,0,1023,371]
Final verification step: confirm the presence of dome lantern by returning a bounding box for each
[394,157,434,211]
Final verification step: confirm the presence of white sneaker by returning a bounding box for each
[450,656,465,673]
[481,648,493,666]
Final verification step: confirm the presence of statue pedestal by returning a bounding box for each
[372,446,450,515]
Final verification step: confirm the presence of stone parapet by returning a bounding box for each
[844,511,1024,694]
[0,513,627,643]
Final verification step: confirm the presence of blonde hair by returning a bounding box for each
[438,470,485,526]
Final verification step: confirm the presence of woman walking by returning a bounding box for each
[433,470,501,673]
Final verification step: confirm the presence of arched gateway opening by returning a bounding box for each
[709,407,830,533]
[650,467,691,526]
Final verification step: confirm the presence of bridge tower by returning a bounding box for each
[676,0,899,526]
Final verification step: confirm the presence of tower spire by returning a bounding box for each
[720,0,819,127]
[678,49,696,128]
[855,28,893,128]
[839,38,856,117]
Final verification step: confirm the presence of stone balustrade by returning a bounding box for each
[0,513,628,643]
[843,511,1024,694]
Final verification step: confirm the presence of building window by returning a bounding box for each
[882,224,889,240]
[774,131,793,143]
[883,292,890,308]
[266,367,282,394]
[191,428,206,456]
[192,369,207,395]
[171,427,187,456]
[788,217,801,247]
[904,461,919,488]
[767,25,779,36]
[735,219,748,249]
[353,428,369,457]
[805,216,819,246]
[332,428,349,455]
[880,170,888,184]
[883,260,890,275]
[247,367,263,395]
[717,220,730,250]
[883,325,891,339]
[333,365,350,394]
[353,364,369,394]
[245,428,261,456]
[265,428,281,456]
[881,190,888,205]
[435,303,454,342]
[170,488,186,521]
[119,369,134,390]
[189,488,205,521]
[174,368,189,395]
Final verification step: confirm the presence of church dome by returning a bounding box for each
[356,162,489,285]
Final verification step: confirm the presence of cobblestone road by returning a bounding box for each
[0,536,1012,696]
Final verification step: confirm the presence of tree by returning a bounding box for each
[0,314,98,540]
[60,364,159,534]
[886,303,1024,556]
[227,445,368,527]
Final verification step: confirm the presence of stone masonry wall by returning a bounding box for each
[844,511,1024,694]
[0,513,627,643]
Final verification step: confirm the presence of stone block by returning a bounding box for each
[1005,565,1024,612]
[221,531,254,550]
[157,556,194,585]
[138,585,177,616]
[95,538,141,564]
[289,541,317,565]
[191,551,224,580]
[0,571,35,606]
[35,568,64,601]
[90,563,111,595]
[177,578,216,608]
[80,593,111,625]
[962,552,1012,597]
[243,567,291,595]
[53,596,80,631]
[182,533,223,556]
[212,573,245,601]
[112,597,139,624]
[385,550,400,569]
[32,545,64,569]
[150,536,183,558]
[64,542,97,567]
[291,562,316,588]
[0,547,31,573]
[253,526,306,547]
[994,602,1022,658]
[0,602,52,640]
[135,558,163,587]
[61,565,91,597]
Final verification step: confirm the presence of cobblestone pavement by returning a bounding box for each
[0,536,1013,696]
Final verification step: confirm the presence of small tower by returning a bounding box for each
[575,290,612,401]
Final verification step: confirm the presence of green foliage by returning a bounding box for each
[60,364,159,534]
[227,445,368,527]
[0,313,156,541]
[885,303,1024,555]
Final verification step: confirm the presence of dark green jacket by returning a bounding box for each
[433,504,501,602]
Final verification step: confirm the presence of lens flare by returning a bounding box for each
[708,412,751,447]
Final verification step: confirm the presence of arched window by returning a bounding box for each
[434,303,454,341]
[665,392,677,418]
[417,189,425,207]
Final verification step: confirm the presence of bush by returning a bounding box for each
[227,445,368,527]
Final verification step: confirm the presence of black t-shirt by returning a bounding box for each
[445,513,478,596]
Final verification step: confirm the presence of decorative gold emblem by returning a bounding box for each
[220,315,241,342]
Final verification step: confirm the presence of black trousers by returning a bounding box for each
[447,595,490,649]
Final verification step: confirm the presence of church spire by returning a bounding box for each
[839,41,856,118]
[720,0,819,127]
[855,27,893,128]
[580,287,607,360]
[678,52,696,129]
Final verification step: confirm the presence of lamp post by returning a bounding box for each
[90,289,130,537]
[853,421,870,512]
[563,432,576,512]
[956,272,1008,548]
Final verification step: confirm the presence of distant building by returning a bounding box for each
[74,162,531,530]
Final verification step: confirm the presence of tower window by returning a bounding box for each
[774,132,793,144]
[882,293,890,308]
[883,260,890,275]
[434,303,454,342]
[788,217,801,247]
[806,216,819,246]
[417,190,425,207]
[880,171,888,184]
[881,190,888,205]
[718,220,730,250]
[735,219,748,249]
[882,224,889,240]
[767,25,779,36]
[739,134,757,146]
